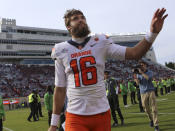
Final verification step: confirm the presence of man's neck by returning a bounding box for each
[72,35,88,44]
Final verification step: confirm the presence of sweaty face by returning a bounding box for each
[69,14,90,38]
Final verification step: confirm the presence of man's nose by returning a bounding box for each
[78,19,83,23]
[78,17,84,22]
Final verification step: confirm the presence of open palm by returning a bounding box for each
[150,8,168,33]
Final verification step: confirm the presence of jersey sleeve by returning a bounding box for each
[105,36,126,60]
[53,44,67,87]
[55,58,66,87]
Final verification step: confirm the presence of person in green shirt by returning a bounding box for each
[44,86,53,126]
[120,80,128,107]
[0,96,6,131]
[162,78,167,94]
[158,79,164,95]
[152,78,158,97]
[170,77,175,91]
[167,78,171,94]
[128,80,137,104]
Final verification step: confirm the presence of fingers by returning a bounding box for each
[153,8,168,22]
[162,14,168,21]
[153,8,160,18]
[158,8,165,17]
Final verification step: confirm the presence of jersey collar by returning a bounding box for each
[67,36,91,49]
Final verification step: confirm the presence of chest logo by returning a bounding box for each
[94,37,99,41]
[61,48,68,53]
[90,43,97,47]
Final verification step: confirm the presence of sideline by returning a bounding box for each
[156,98,168,101]
[3,127,14,131]
[128,112,175,115]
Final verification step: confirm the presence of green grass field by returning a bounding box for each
[3,91,175,131]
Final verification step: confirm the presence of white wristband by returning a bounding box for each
[144,32,158,43]
[51,114,60,126]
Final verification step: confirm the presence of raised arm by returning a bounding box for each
[125,8,168,60]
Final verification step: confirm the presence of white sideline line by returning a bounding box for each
[128,112,175,115]
[159,113,175,115]
[3,127,14,131]
[156,98,168,101]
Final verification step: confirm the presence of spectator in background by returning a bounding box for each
[162,78,167,94]
[133,77,144,112]
[170,77,175,91]
[128,80,137,104]
[36,90,44,118]
[120,80,128,107]
[152,78,158,97]
[27,90,38,122]
[134,61,159,131]
[167,77,171,94]
[158,78,164,95]
[44,86,53,126]
[104,71,124,127]
[0,95,5,131]
[115,81,124,126]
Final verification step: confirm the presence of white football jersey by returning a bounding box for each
[52,34,126,115]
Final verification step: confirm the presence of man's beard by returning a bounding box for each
[71,22,91,38]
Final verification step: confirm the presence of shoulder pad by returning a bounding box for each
[94,34,113,44]
[51,42,65,60]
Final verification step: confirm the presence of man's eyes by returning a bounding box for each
[72,17,78,21]
[81,16,85,19]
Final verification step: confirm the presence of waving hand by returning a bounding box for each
[150,8,168,33]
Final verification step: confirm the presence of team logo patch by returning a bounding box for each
[94,37,99,41]
[61,48,68,53]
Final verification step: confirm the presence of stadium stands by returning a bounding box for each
[0,58,174,98]
[0,64,54,98]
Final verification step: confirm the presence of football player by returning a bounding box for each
[49,8,167,131]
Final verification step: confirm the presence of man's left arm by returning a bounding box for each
[125,8,168,60]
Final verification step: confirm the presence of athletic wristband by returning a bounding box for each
[51,114,60,126]
[144,32,158,43]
